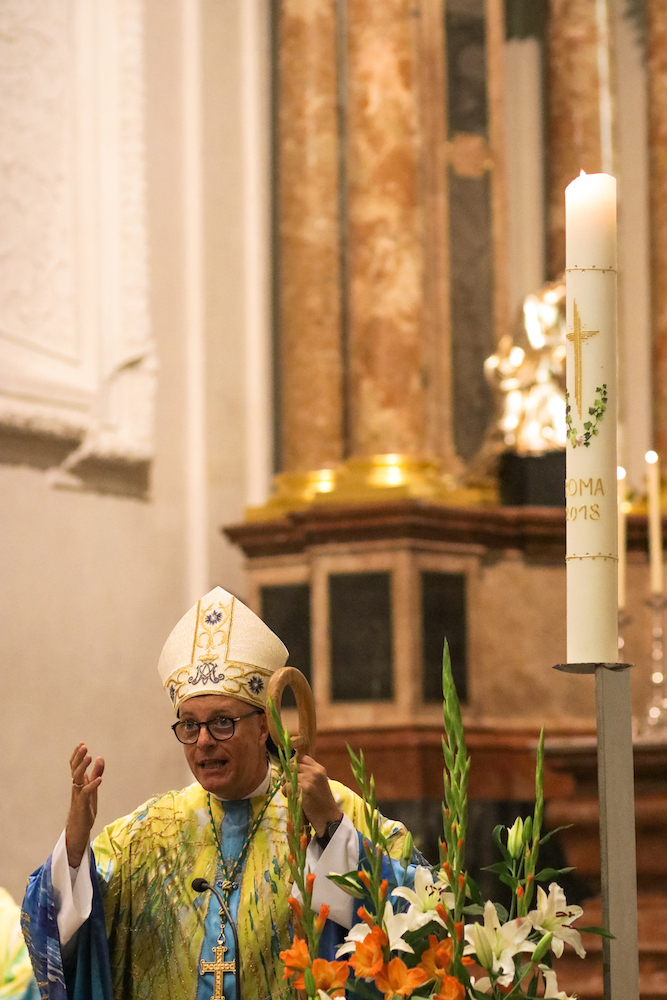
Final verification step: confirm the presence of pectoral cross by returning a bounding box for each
[566,300,599,418]
[200,942,235,1000]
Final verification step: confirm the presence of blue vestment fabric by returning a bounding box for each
[22,851,112,1000]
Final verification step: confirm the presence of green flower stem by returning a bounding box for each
[518,728,544,918]
[441,640,470,965]
[268,698,324,967]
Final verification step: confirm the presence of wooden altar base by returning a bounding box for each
[546,737,667,999]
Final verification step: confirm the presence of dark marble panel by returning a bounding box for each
[504,0,547,41]
[260,583,312,707]
[446,0,487,138]
[449,168,495,460]
[329,571,393,702]
[377,796,594,908]
[498,451,566,507]
[421,571,468,704]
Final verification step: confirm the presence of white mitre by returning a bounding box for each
[158,586,288,711]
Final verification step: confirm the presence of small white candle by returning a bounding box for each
[618,467,627,611]
[646,451,663,595]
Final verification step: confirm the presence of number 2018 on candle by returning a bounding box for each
[566,504,600,521]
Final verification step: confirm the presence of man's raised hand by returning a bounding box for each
[66,742,105,868]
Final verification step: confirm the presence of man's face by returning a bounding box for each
[178,694,269,799]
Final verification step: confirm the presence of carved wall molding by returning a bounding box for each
[0,0,154,476]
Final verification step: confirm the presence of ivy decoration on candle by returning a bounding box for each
[565,384,608,448]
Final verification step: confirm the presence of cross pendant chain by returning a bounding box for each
[200,942,235,1000]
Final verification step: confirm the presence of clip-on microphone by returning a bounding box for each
[192,878,241,1000]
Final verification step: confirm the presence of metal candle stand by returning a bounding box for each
[554,660,639,1000]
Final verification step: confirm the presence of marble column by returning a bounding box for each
[646,1,667,456]
[546,0,604,278]
[345,0,426,457]
[277,0,344,472]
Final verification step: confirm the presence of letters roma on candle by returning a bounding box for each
[565,172,618,664]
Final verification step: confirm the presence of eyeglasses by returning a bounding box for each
[171,709,263,744]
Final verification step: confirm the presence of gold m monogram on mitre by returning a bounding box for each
[158,587,289,711]
[566,300,599,419]
[200,942,235,1000]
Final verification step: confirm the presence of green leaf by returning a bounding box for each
[538,824,572,845]
[345,976,386,1000]
[326,873,368,899]
[534,867,574,881]
[462,902,485,915]
[577,925,615,939]
[482,861,511,875]
[492,824,511,864]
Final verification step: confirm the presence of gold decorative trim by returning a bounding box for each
[246,454,497,521]
[566,554,618,562]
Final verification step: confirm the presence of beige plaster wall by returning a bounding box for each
[0,0,252,902]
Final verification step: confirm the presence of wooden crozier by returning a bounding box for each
[267,667,317,759]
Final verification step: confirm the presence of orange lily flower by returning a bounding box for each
[306,872,316,894]
[287,896,302,918]
[349,925,388,979]
[432,974,466,1000]
[279,936,310,977]
[374,957,429,997]
[420,934,454,980]
[293,958,350,996]
[358,870,371,889]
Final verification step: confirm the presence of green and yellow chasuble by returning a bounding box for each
[23,761,412,1000]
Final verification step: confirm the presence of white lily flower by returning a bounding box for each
[393,865,452,930]
[335,900,414,959]
[469,977,492,994]
[463,900,535,987]
[528,883,586,959]
[381,900,414,953]
[335,920,371,958]
[542,966,577,999]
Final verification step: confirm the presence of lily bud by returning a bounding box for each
[523,816,532,844]
[306,873,316,895]
[507,817,524,859]
[304,966,317,998]
[531,931,553,965]
[401,832,413,865]
[470,921,493,970]
[287,896,302,918]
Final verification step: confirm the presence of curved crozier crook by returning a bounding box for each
[267,667,317,759]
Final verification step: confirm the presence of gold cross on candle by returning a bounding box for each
[566,300,599,419]
[200,943,235,1000]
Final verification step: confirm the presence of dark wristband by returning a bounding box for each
[317,817,342,849]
